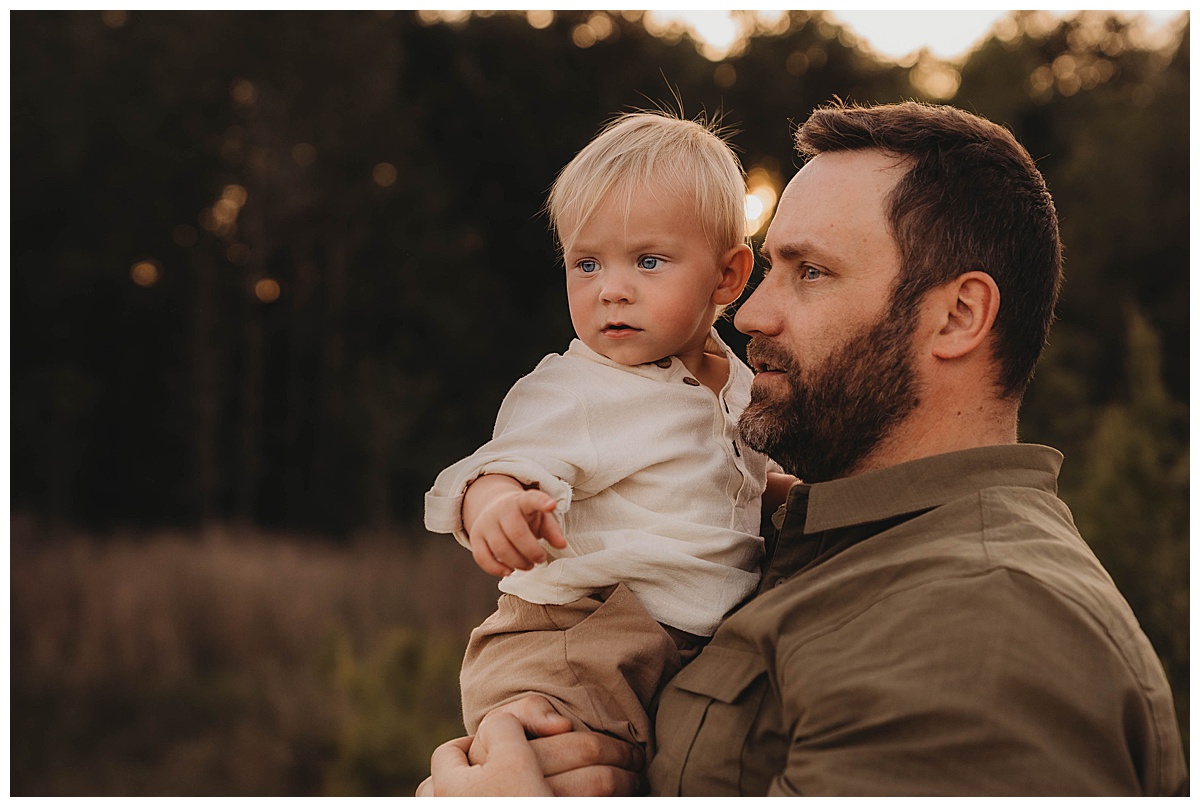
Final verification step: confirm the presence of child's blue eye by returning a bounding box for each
[579,259,599,273]
[638,256,659,270]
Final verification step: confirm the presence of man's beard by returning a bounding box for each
[739,300,921,483]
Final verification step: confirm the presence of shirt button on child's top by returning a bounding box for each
[683,377,700,386]
[655,358,672,368]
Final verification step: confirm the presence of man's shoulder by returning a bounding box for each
[744,485,1117,646]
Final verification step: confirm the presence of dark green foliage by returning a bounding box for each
[10,8,1189,790]
[320,627,466,795]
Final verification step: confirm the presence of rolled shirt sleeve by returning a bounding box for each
[424,372,597,548]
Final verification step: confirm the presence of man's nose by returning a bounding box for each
[733,274,780,336]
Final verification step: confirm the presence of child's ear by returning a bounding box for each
[713,244,754,306]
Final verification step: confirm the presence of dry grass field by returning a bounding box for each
[10,515,499,796]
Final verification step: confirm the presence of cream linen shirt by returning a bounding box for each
[424,329,771,637]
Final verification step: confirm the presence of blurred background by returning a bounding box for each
[9,9,1190,795]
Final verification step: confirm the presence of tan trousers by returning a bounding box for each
[460,583,706,756]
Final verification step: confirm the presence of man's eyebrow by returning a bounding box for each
[759,241,831,264]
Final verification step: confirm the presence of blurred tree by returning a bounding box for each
[8,9,1189,551]
[8,6,1189,793]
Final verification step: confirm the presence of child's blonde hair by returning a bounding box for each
[547,111,747,259]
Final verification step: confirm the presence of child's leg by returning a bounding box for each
[460,584,683,756]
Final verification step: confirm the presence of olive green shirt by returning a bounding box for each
[649,445,1187,796]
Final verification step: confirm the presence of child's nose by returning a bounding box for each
[598,272,634,304]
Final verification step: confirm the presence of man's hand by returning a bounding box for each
[462,475,568,577]
[421,713,554,796]
[417,695,645,797]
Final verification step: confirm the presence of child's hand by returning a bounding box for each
[463,476,568,577]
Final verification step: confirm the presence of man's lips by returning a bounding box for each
[746,341,794,375]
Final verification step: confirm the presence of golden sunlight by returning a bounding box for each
[744,167,780,237]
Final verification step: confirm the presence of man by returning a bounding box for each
[420,101,1188,796]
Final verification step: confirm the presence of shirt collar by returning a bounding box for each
[786,444,1064,535]
[564,327,735,382]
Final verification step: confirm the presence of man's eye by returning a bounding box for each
[637,256,659,270]
[578,259,599,273]
[802,265,823,281]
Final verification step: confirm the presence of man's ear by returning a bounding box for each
[930,270,1001,360]
[713,244,755,306]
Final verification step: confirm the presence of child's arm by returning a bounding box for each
[462,474,569,578]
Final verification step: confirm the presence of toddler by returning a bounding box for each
[424,111,792,756]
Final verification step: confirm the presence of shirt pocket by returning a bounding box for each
[650,644,769,796]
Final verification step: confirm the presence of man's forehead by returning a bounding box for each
[762,151,906,263]
[787,150,906,198]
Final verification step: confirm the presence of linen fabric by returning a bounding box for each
[648,444,1188,796]
[424,329,771,636]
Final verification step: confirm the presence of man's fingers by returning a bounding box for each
[546,765,645,797]
[483,695,574,739]
[472,713,554,795]
[531,729,643,778]
[427,734,475,792]
[426,719,555,797]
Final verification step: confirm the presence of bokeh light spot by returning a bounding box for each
[101,10,129,29]
[910,59,961,100]
[172,224,198,248]
[572,24,597,48]
[526,9,554,29]
[223,184,248,206]
[227,244,251,266]
[588,13,614,40]
[254,278,281,303]
[372,162,397,187]
[786,50,809,76]
[231,78,258,107]
[131,260,159,287]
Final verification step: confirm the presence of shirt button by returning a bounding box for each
[655,358,672,368]
[683,377,700,386]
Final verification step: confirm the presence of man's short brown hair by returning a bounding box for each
[796,101,1063,398]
